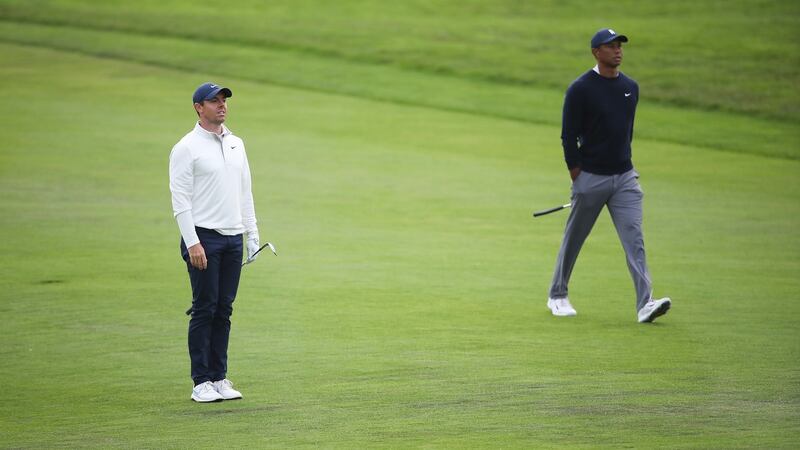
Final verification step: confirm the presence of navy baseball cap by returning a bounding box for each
[192,82,232,104]
[591,28,628,48]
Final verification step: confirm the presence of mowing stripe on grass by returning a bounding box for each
[0,19,797,160]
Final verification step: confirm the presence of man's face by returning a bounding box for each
[195,93,228,124]
[593,40,623,67]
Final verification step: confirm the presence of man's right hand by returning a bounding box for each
[569,167,582,181]
[188,243,207,270]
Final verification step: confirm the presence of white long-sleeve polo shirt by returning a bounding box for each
[169,122,258,248]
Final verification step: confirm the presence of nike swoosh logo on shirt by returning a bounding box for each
[625,93,632,97]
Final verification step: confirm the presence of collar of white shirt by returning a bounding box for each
[194,121,231,138]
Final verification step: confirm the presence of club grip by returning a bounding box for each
[533,205,565,217]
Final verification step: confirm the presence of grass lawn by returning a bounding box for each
[0,1,798,448]
[1,0,798,122]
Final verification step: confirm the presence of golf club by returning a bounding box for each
[185,241,278,315]
[242,241,278,266]
[533,203,572,218]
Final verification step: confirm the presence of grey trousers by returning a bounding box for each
[548,169,652,311]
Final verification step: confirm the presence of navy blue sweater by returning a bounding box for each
[561,69,638,175]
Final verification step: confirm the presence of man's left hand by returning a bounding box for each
[244,236,260,264]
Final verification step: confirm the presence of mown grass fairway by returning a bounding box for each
[1,1,799,448]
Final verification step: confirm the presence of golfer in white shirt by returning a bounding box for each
[169,82,260,402]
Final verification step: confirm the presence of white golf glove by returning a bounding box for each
[244,233,260,265]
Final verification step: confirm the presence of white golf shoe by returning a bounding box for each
[547,297,577,317]
[638,298,672,323]
[212,379,243,400]
[191,381,224,403]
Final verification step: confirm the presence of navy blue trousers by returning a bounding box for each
[181,228,243,386]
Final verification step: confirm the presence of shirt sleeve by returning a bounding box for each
[239,143,258,238]
[561,82,583,169]
[169,143,199,246]
[175,210,199,247]
[630,80,639,143]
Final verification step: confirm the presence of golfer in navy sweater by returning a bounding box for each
[546,29,671,323]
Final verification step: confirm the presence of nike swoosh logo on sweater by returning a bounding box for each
[625,93,632,97]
